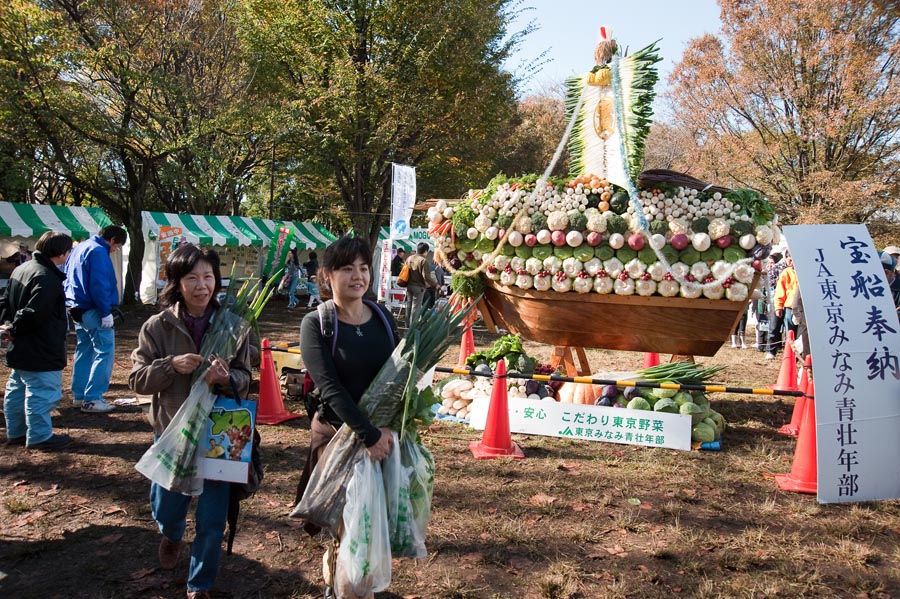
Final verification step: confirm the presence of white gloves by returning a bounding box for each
[100,314,115,329]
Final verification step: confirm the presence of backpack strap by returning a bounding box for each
[316,300,338,355]
[362,299,399,347]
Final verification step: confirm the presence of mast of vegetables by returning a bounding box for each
[428,24,779,314]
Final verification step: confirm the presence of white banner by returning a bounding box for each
[784,225,900,503]
[469,395,692,451]
[390,163,416,240]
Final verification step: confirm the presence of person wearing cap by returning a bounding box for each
[65,225,127,413]
[5,243,32,268]
[773,253,799,357]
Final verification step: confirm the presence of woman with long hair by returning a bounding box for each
[295,236,399,599]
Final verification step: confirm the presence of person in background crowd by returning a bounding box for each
[773,253,799,354]
[390,249,407,277]
[1,231,73,450]
[763,252,786,359]
[752,272,771,352]
[306,275,322,309]
[881,251,899,315]
[5,242,32,268]
[432,260,446,295]
[129,244,252,599]
[884,245,900,301]
[295,236,399,599]
[65,225,127,413]
[403,242,437,327]
[285,248,301,310]
[731,302,749,349]
[791,291,810,364]
[303,251,319,280]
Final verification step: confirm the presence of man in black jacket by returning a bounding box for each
[1,231,73,450]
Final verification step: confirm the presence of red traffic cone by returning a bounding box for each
[771,330,798,392]
[775,377,817,494]
[257,338,302,425]
[777,354,811,437]
[470,359,524,459]
[457,327,475,367]
[643,352,661,368]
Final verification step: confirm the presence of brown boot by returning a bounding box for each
[158,536,181,570]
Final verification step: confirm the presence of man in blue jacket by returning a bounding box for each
[65,225,127,413]
[2,231,73,449]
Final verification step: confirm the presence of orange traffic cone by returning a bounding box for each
[643,352,661,368]
[470,359,524,459]
[257,338,302,425]
[777,354,811,437]
[457,327,475,367]
[775,377,817,494]
[771,330,798,392]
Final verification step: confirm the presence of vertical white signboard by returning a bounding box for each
[784,225,900,503]
[390,163,416,241]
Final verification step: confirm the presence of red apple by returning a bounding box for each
[752,259,763,271]
[715,235,732,249]
[551,230,567,246]
[524,233,538,247]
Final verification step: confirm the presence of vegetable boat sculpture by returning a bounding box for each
[430,28,779,356]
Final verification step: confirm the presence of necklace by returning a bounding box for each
[355,324,364,337]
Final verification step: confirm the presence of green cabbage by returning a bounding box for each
[532,245,553,261]
[691,422,716,443]
[627,397,653,411]
[574,245,595,262]
[680,402,706,425]
[653,398,679,414]
[594,245,615,261]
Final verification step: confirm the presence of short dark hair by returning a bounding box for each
[159,245,222,308]
[100,225,127,245]
[416,242,429,254]
[35,231,73,259]
[397,249,406,255]
[308,251,317,260]
[319,236,372,293]
[769,252,783,263]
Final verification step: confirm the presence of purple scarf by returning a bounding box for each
[179,303,215,352]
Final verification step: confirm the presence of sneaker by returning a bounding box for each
[72,399,83,409]
[186,591,210,599]
[4,435,26,447]
[81,399,115,413]
[27,433,72,451]
[159,536,181,570]
[323,585,335,599]
[764,352,776,360]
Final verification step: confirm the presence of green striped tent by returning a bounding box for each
[0,201,113,241]
[142,211,336,249]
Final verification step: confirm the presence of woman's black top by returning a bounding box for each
[299,306,396,446]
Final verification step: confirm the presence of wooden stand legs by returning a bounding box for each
[548,346,591,377]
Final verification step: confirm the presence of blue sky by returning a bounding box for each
[505,0,723,108]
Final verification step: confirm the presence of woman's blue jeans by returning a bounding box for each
[150,479,231,592]
[4,369,62,444]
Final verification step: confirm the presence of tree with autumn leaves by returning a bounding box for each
[666,0,899,237]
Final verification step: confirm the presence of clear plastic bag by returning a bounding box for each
[382,433,434,558]
[135,377,217,496]
[290,425,364,535]
[335,456,391,598]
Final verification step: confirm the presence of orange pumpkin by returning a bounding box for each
[556,382,603,404]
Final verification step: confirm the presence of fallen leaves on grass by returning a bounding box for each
[529,493,557,507]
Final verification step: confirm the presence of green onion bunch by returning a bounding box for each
[636,361,727,385]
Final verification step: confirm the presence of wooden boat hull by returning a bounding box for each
[482,281,750,356]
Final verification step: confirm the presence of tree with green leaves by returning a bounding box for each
[668,0,899,234]
[240,0,523,246]
[0,0,269,299]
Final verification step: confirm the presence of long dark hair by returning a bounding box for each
[159,245,222,308]
[319,236,372,294]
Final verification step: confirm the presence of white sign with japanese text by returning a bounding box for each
[784,225,900,503]
[469,396,692,451]
[390,163,416,240]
